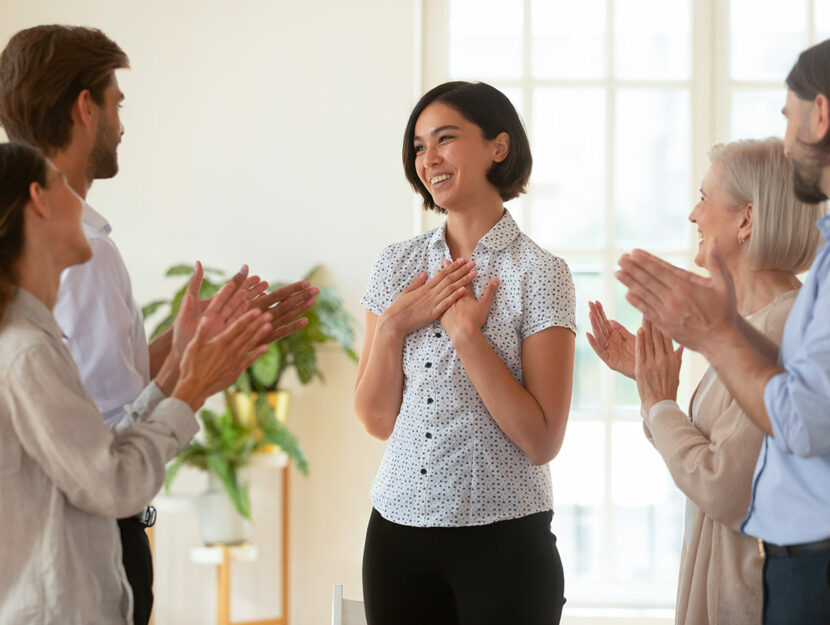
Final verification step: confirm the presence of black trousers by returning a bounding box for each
[363,508,565,625]
[118,517,154,625]
[763,550,830,624]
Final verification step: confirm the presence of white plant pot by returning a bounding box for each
[197,472,251,545]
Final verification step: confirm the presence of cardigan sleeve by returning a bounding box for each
[646,397,764,532]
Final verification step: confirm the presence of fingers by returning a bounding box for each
[187,261,204,300]
[404,272,428,293]
[586,331,606,358]
[254,281,314,310]
[265,316,310,344]
[436,286,467,316]
[635,327,646,376]
[178,292,195,323]
[205,279,240,317]
[479,278,499,314]
[266,287,318,324]
[230,264,250,289]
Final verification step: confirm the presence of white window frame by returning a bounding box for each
[415,0,827,618]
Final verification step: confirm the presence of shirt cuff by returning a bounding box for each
[112,382,167,435]
[643,400,682,428]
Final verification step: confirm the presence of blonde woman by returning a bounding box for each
[587,138,824,625]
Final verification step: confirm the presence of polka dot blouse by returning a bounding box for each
[361,209,576,527]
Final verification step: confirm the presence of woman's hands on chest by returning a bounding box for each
[377,258,477,339]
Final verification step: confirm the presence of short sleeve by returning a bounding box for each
[520,255,576,340]
[360,244,397,315]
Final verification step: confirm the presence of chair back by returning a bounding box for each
[331,584,367,625]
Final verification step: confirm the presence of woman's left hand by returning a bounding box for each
[439,261,499,342]
[634,319,684,413]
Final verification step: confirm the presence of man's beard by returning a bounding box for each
[88,115,120,180]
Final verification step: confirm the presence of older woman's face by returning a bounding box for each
[688,163,747,268]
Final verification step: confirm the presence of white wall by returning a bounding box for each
[0,2,419,624]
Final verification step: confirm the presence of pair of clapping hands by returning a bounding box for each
[587,242,740,414]
[587,302,683,414]
[380,258,499,342]
[157,262,319,412]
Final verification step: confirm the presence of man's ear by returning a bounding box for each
[71,89,97,132]
[27,181,49,219]
[493,132,510,163]
[812,93,830,142]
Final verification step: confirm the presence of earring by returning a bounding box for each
[738,235,745,245]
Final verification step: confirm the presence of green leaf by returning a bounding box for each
[165,264,196,277]
[205,452,250,519]
[150,313,175,339]
[141,300,167,320]
[234,370,253,394]
[292,342,318,384]
[251,343,281,389]
[255,396,308,474]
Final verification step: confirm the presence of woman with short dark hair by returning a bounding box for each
[0,141,272,624]
[355,81,576,624]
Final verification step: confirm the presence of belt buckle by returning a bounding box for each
[137,506,157,528]
[757,538,765,558]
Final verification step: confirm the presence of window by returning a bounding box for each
[420,0,827,612]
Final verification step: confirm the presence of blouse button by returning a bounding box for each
[420,468,427,475]
[425,362,432,368]
[426,432,432,439]
[427,398,433,404]
[434,332,441,338]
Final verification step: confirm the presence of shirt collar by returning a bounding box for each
[9,288,65,342]
[82,201,111,235]
[428,208,520,253]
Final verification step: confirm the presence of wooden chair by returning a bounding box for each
[331,584,367,625]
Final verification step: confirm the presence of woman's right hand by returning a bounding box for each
[377,258,477,338]
[586,300,636,378]
[172,305,272,412]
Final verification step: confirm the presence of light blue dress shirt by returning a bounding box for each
[741,214,830,545]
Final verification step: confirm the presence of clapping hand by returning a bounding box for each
[634,319,684,413]
[586,300,636,378]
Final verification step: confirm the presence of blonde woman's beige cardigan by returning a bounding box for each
[644,290,797,625]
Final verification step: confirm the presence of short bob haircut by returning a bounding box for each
[402,81,532,213]
[0,25,129,152]
[709,137,825,273]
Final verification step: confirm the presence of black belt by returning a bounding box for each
[133,506,157,528]
[761,537,830,557]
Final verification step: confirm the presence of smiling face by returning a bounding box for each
[412,101,507,212]
[689,162,748,267]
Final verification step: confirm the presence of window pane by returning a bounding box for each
[449,0,524,80]
[610,422,683,583]
[730,0,806,81]
[531,0,606,79]
[530,88,606,249]
[551,421,605,579]
[570,261,604,411]
[614,89,691,250]
[818,0,830,42]
[731,89,787,140]
[614,0,691,80]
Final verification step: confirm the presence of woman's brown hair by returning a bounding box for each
[402,81,533,213]
[0,142,48,321]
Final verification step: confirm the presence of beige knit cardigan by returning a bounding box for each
[644,290,797,625]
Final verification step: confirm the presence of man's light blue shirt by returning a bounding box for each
[741,214,830,545]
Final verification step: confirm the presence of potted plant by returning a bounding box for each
[143,264,357,543]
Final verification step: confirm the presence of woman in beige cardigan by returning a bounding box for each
[587,138,825,625]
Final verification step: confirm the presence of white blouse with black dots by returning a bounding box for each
[361,209,576,528]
